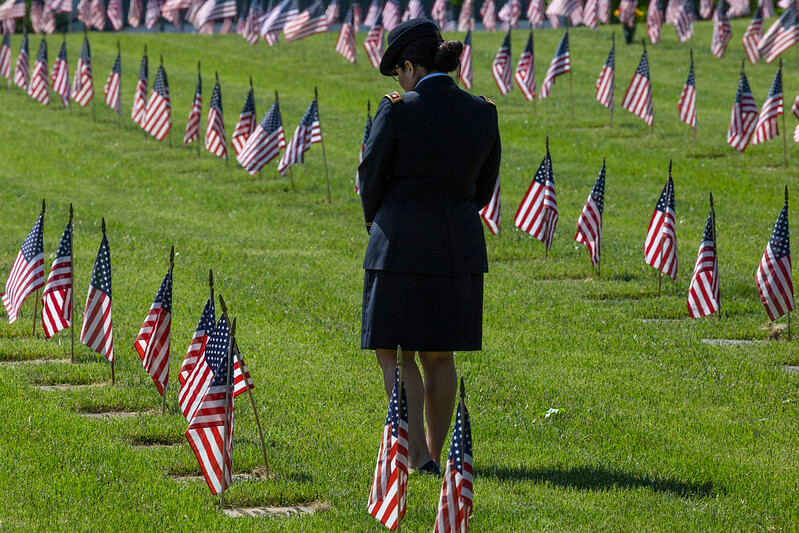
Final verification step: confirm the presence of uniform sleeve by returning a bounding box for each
[358,98,396,230]
[473,107,502,211]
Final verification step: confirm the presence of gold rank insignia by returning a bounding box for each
[479,95,496,107]
[384,91,403,103]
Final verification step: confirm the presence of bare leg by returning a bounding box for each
[418,351,457,467]
[376,349,433,469]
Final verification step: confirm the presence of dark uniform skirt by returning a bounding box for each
[361,269,483,352]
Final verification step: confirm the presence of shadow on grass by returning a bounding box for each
[478,465,719,498]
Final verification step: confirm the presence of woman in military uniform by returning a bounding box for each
[359,18,501,474]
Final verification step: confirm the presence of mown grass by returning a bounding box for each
[0,17,798,531]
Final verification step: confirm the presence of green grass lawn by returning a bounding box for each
[0,17,798,531]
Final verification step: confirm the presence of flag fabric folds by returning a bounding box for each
[514,32,535,101]
[647,0,665,44]
[81,230,113,362]
[727,66,758,151]
[480,176,501,235]
[792,92,799,143]
[335,7,356,63]
[278,96,321,174]
[72,37,93,107]
[0,33,11,80]
[458,0,473,30]
[145,0,160,29]
[367,367,409,531]
[104,52,121,115]
[678,54,696,131]
[363,17,384,69]
[90,0,106,30]
[711,0,731,58]
[491,30,512,96]
[433,394,474,533]
[144,64,172,141]
[183,71,202,145]
[128,0,143,26]
[135,268,173,396]
[753,65,783,145]
[480,0,496,31]
[460,29,473,91]
[595,41,614,110]
[237,98,286,175]
[644,173,678,280]
[29,39,49,106]
[132,52,148,127]
[540,32,569,100]
[759,6,799,64]
[574,159,605,268]
[742,6,763,64]
[232,87,256,156]
[41,217,72,339]
[260,0,298,45]
[515,142,558,250]
[674,0,695,43]
[621,48,653,127]
[185,314,234,495]
[51,40,69,106]
[196,0,236,27]
[283,0,327,42]
[205,79,227,159]
[179,296,215,420]
[756,196,794,321]
[382,0,400,30]
[527,0,544,25]
[2,213,45,324]
[107,0,124,29]
[13,32,29,91]
[687,209,719,318]
[363,0,379,26]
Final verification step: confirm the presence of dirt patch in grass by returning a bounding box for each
[762,322,791,341]
[80,411,143,419]
[223,501,332,518]
[171,466,279,482]
[701,339,768,347]
[33,382,109,391]
[128,434,184,447]
[0,358,70,366]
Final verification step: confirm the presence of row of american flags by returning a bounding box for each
[0,204,256,497]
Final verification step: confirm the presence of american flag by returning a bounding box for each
[492,30,512,96]
[574,158,605,268]
[325,0,339,25]
[363,17,384,69]
[458,0,473,30]
[13,31,28,91]
[2,212,44,324]
[179,296,214,419]
[161,0,188,26]
[644,172,677,281]
[540,31,569,100]
[77,0,92,26]
[761,0,773,18]
[335,7,356,63]
[41,5,56,34]
[687,207,719,318]
[665,0,678,21]
[621,48,653,127]
[278,96,321,175]
[382,0,399,30]
[145,0,161,29]
[460,29,473,90]
[72,36,93,107]
[546,0,581,28]
[753,65,783,145]
[583,0,598,29]
[742,6,763,64]
[367,368,409,531]
[205,79,227,159]
[48,0,73,15]
[514,141,558,250]
[678,54,696,130]
[433,395,473,533]
[711,0,731,58]
[0,0,26,21]
[618,0,636,26]
[237,99,286,175]
[31,1,43,34]
[107,0,123,29]
[0,33,10,80]
[480,176,501,235]
[758,6,798,63]
[183,71,203,145]
[41,217,72,339]
[598,0,610,23]
[185,314,234,495]
[674,0,695,43]
[595,41,614,110]
[431,0,446,25]
[232,87,256,156]
[51,40,69,106]
[363,0,379,26]
[144,64,171,142]
[132,51,148,127]
[135,268,172,396]
[260,0,298,45]
[757,193,794,321]
[355,102,372,195]
[647,0,665,44]
[128,0,142,26]
[699,0,712,19]
[527,0,544,25]
[728,0,749,17]
[196,0,236,27]
[497,0,521,29]
[241,0,263,44]
[186,0,202,25]
[103,52,121,115]
[91,0,106,30]
[401,0,425,22]
[28,39,49,106]
[514,31,535,101]
[727,66,758,151]
[81,229,113,363]
[284,0,328,42]
[792,91,799,143]
[353,0,361,30]
[480,0,496,31]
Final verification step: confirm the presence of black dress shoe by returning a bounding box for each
[417,460,440,476]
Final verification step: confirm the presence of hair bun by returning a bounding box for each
[434,40,464,73]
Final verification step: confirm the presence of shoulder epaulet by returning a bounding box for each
[479,95,496,108]
[384,91,403,104]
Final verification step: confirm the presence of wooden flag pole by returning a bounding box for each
[568,28,574,121]
[543,137,550,261]
[275,90,296,191]
[70,203,75,363]
[710,192,719,319]
[781,58,788,167]
[219,295,270,478]
[196,62,202,157]
[103,217,115,385]
[161,245,175,415]
[143,45,148,140]
[220,316,236,510]
[32,199,45,338]
[315,86,332,203]
[396,344,404,533]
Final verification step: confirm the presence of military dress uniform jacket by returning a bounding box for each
[358,75,502,276]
